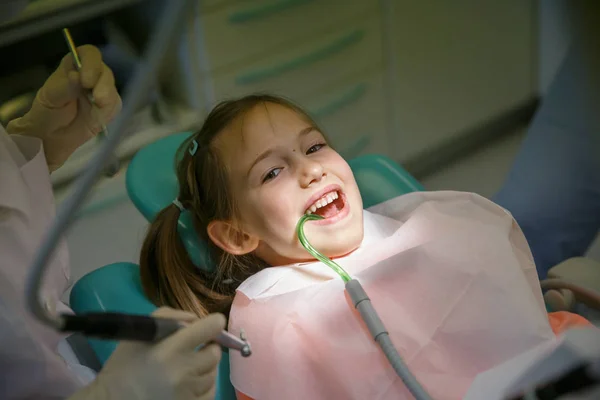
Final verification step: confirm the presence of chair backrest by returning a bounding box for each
[126,131,424,266]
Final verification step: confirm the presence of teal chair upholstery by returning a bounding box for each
[69,131,424,400]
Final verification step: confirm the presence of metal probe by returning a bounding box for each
[62,28,120,177]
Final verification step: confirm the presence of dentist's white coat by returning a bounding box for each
[0,126,88,399]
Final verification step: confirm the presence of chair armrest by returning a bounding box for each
[69,262,237,400]
[69,262,157,364]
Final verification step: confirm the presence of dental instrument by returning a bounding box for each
[25,0,250,358]
[62,312,251,356]
[296,214,434,400]
[62,28,121,178]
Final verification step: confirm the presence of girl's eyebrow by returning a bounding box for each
[246,126,315,177]
[298,126,315,137]
[247,148,275,178]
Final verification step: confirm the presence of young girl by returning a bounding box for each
[139,94,591,400]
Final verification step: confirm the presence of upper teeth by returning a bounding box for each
[306,191,339,214]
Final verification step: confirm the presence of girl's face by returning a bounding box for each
[214,102,364,266]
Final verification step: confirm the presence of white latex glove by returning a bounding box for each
[68,308,226,400]
[7,45,121,172]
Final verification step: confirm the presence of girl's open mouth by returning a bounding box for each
[304,189,350,225]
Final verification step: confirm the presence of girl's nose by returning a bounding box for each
[299,159,325,188]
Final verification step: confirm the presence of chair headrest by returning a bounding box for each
[126,131,192,221]
[126,131,211,270]
[126,132,423,272]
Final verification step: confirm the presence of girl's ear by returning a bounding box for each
[207,220,259,255]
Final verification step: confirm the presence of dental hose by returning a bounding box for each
[297,215,434,400]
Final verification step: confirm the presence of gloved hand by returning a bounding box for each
[7,45,122,172]
[69,308,226,400]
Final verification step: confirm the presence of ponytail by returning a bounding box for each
[139,203,230,317]
[139,94,312,317]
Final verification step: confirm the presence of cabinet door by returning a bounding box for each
[210,12,383,103]
[199,0,374,72]
[390,0,536,162]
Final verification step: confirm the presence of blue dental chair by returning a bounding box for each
[69,131,425,400]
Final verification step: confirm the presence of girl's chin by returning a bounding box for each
[327,245,360,260]
[264,242,361,267]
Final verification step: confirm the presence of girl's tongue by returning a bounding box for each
[314,196,344,219]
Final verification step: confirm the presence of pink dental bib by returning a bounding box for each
[228,191,555,400]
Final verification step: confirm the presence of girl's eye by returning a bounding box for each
[263,168,282,183]
[307,143,326,154]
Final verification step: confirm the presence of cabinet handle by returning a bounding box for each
[341,135,371,160]
[310,83,367,119]
[229,0,314,24]
[236,30,365,85]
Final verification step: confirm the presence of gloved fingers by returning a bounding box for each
[91,64,119,108]
[39,45,102,109]
[48,45,115,114]
[162,313,226,354]
[62,44,104,90]
[188,344,221,376]
[35,68,81,110]
[74,95,102,137]
[181,371,218,398]
[197,387,217,400]
[66,45,121,126]
[91,64,122,123]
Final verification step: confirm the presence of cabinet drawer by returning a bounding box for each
[201,0,375,71]
[211,13,382,103]
[300,70,389,160]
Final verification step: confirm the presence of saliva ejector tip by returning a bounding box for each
[241,344,252,357]
[295,213,352,282]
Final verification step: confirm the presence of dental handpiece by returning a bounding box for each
[61,312,252,357]
[62,28,120,177]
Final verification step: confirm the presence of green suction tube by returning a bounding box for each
[296,214,352,282]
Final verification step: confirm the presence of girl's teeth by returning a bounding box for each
[305,191,341,214]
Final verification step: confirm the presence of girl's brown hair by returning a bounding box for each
[139,94,320,317]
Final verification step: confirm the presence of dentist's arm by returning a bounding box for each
[7,45,121,172]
